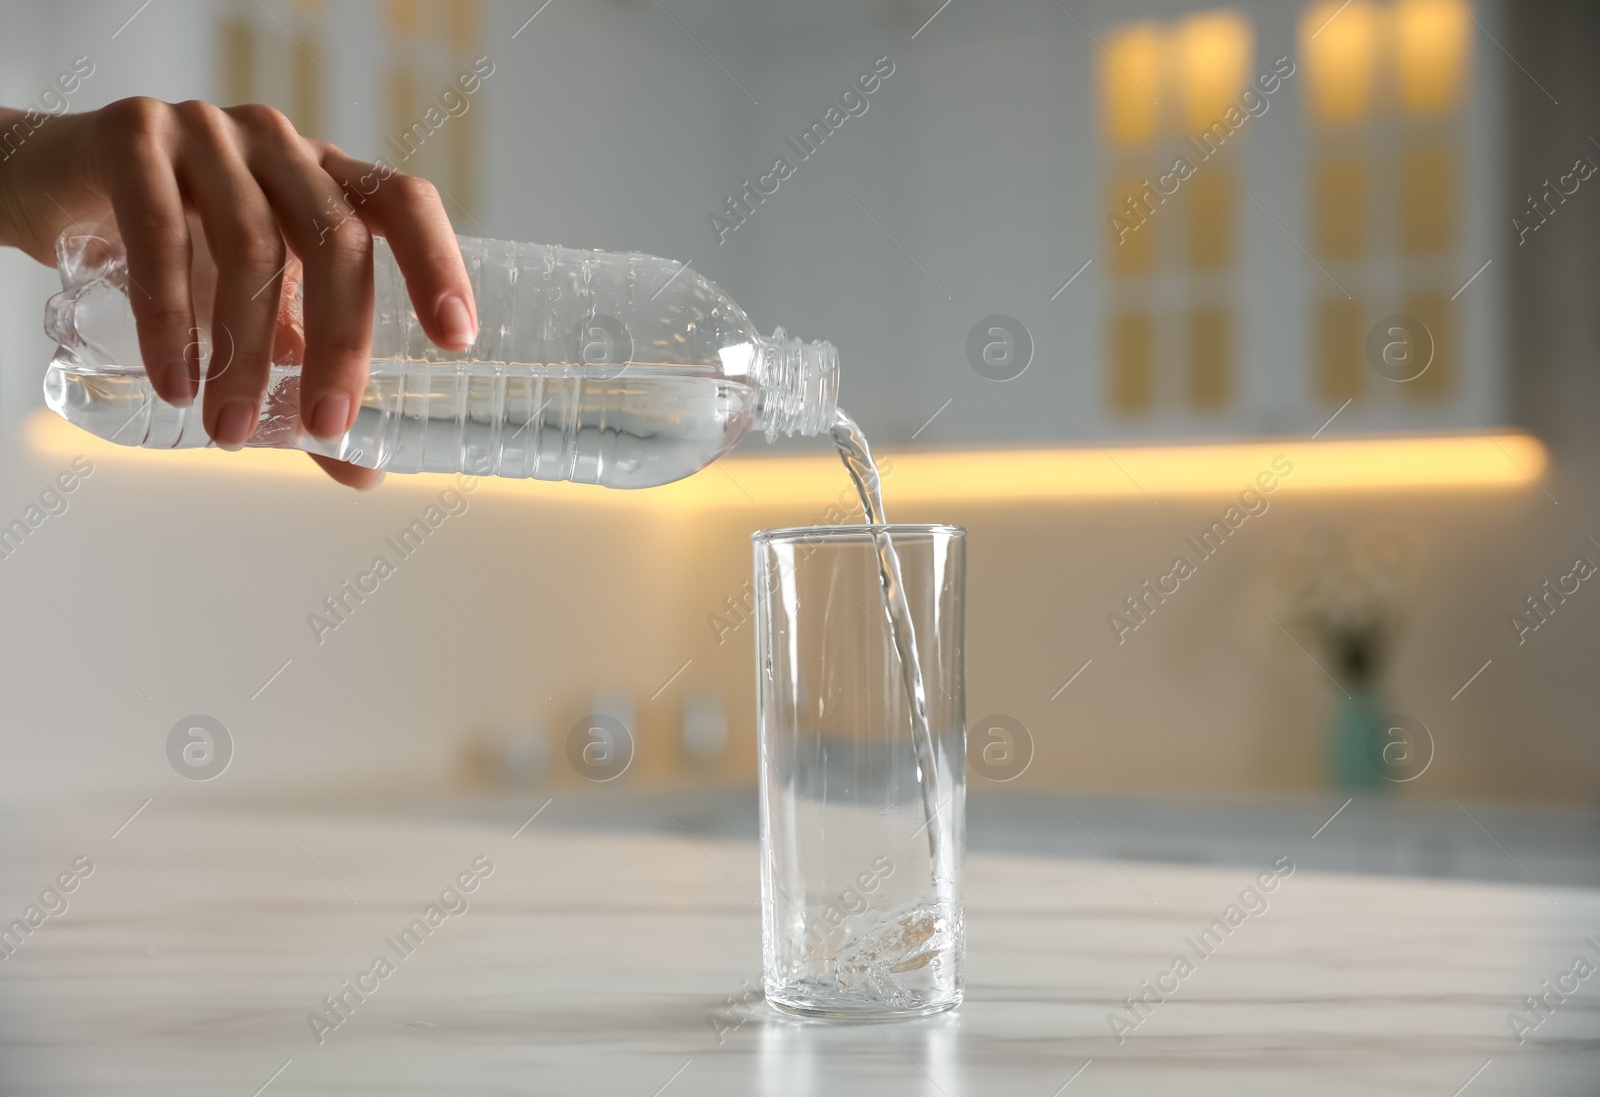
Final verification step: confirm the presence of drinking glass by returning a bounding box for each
[753,524,965,1018]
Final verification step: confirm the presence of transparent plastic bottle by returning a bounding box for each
[42,225,838,487]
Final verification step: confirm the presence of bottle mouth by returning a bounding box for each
[755,327,839,439]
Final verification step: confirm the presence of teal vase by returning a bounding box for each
[1331,683,1387,791]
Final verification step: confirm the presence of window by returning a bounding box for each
[1301,0,1472,408]
[214,0,483,217]
[1100,10,1253,418]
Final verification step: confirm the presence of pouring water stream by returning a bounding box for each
[828,409,950,897]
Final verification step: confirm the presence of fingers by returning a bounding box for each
[230,105,373,443]
[170,102,285,449]
[307,453,384,490]
[97,99,199,407]
[91,98,458,491]
[318,145,477,351]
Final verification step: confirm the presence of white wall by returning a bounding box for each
[1,1,1595,811]
[0,0,748,804]
[712,0,1509,448]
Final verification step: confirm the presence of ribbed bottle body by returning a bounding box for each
[43,231,828,487]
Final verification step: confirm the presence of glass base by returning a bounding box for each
[765,991,962,1021]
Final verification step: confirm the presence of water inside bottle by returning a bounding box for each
[46,358,762,488]
[333,362,759,485]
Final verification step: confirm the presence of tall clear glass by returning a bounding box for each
[753,524,965,1018]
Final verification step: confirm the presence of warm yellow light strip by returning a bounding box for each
[25,407,1548,508]
[653,431,1548,508]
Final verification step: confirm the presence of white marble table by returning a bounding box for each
[2,801,1597,1095]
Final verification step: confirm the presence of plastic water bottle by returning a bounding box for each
[42,226,839,487]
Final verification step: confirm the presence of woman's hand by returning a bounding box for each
[0,97,478,488]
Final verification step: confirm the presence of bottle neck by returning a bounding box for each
[752,327,839,438]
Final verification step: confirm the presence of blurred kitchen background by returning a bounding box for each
[1,0,1596,883]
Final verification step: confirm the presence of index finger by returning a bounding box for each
[98,108,199,406]
[316,148,478,353]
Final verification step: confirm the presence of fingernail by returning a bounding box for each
[213,398,258,451]
[436,294,477,349]
[165,361,195,408]
[307,392,352,440]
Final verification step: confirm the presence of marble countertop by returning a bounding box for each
[2,801,1597,1095]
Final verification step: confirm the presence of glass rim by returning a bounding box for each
[752,523,965,545]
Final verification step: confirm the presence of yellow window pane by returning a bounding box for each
[291,32,325,140]
[1188,308,1232,409]
[1396,0,1471,114]
[450,84,478,217]
[218,18,256,106]
[1401,146,1457,254]
[442,0,479,50]
[386,0,419,35]
[1111,312,1155,413]
[1179,9,1253,134]
[1102,23,1164,146]
[1301,0,1378,124]
[1401,291,1452,398]
[388,64,418,159]
[1315,297,1365,402]
[1314,156,1366,260]
[1187,171,1235,270]
[1108,178,1156,275]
